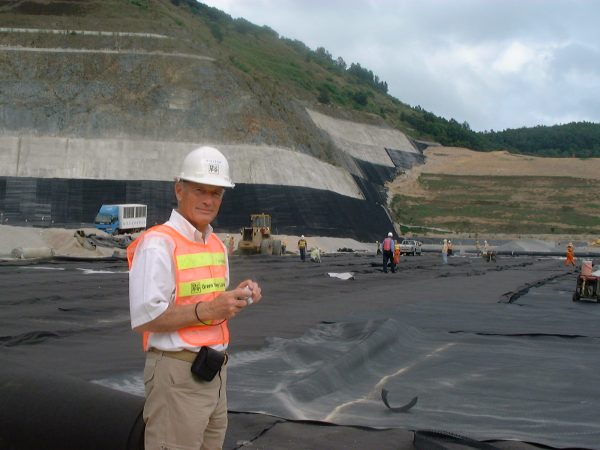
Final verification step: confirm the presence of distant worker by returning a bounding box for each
[565,242,576,266]
[298,235,307,261]
[128,146,262,450]
[376,240,382,255]
[447,239,453,257]
[483,240,496,262]
[228,234,235,256]
[475,240,481,256]
[281,239,287,254]
[310,247,321,263]
[382,232,395,273]
[442,239,449,264]
[393,241,401,270]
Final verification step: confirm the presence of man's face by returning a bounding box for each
[175,181,225,230]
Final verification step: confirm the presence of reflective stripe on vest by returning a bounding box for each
[127,224,229,350]
[178,277,226,297]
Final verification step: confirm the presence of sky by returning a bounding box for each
[200,0,600,132]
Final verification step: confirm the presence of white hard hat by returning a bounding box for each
[301,235,305,238]
[177,146,235,188]
[387,232,393,237]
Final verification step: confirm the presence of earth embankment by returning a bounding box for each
[388,147,600,235]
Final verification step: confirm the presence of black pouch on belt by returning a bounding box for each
[191,346,226,381]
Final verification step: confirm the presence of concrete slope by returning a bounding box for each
[307,109,419,167]
[0,136,362,199]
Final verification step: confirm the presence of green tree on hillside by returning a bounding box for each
[482,122,600,157]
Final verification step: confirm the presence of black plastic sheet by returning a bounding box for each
[1,255,598,449]
[0,177,393,242]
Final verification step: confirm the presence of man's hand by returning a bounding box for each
[197,279,262,321]
[236,279,262,305]
[134,280,262,333]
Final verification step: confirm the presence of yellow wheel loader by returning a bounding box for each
[237,214,282,255]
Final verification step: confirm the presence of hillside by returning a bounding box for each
[0,0,410,166]
[389,147,600,235]
[2,0,598,157]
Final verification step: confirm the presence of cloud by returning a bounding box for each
[493,42,539,74]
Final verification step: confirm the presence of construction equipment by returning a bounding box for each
[573,260,600,303]
[237,214,282,255]
[589,238,600,247]
[573,274,600,302]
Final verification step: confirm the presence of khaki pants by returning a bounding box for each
[143,351,228,450]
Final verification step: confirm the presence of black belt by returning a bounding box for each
[150,348,228,365]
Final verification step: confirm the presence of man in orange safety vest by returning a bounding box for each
[382,232,396,273]
[128,146,262,450]
[565,242,576,267]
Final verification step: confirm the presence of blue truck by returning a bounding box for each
[94,204,147,235]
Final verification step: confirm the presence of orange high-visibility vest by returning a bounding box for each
[127,224,229,350]
[383,238,393,251]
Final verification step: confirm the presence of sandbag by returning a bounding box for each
[10,247,55,259]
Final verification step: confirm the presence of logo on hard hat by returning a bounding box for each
[207,159,221,175]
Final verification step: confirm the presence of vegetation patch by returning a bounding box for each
[391,174,600,234]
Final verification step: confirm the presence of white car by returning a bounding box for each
[399,239,422,256]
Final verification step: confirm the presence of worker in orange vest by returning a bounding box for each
[382,232,395,273]
[393,241,401,270]
[565,242,576,266]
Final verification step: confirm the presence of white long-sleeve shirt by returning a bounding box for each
[129,209,229,351]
